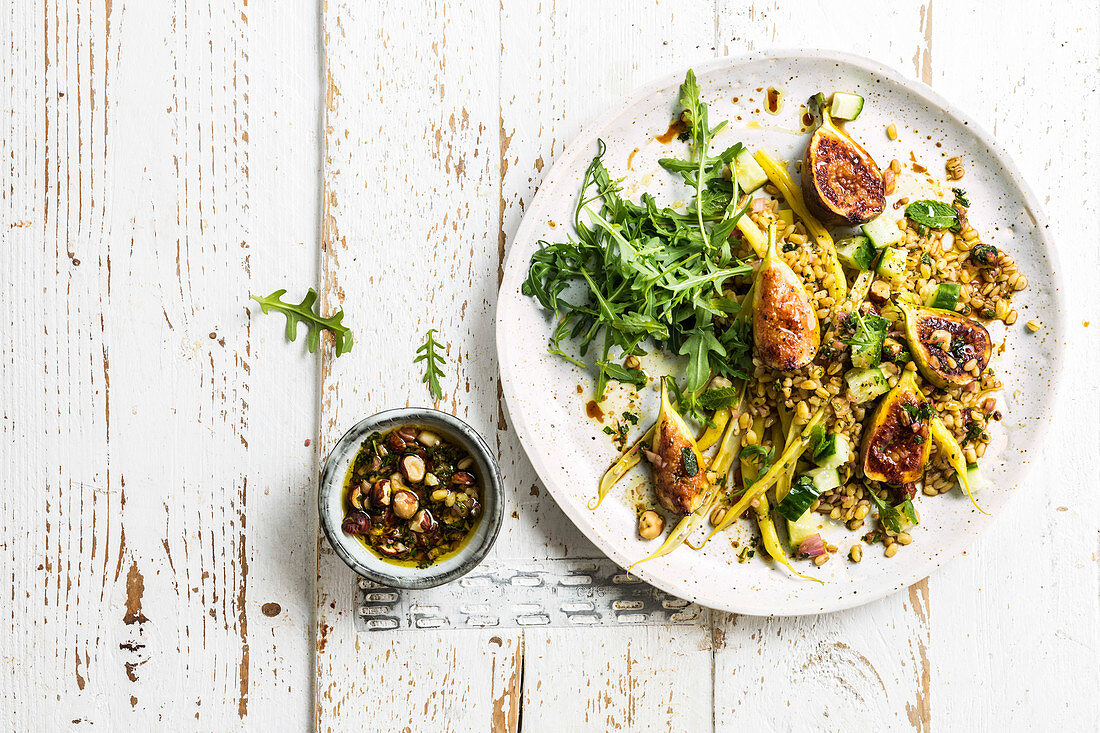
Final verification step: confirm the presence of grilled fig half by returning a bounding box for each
[900,303,992,388]
[753,224,820,371]
[860,371,933,485]
[801,102,885,226]
[649,381,708,516]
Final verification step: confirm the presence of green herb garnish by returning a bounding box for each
[869,491,919,533]
[682,447,700,477]
[902,402,934,424]
[905,199,961,232]
[697,387,742,411]
[740,444,775,473]
[250,288,353,356]
[951,188,970,208]
[414,328,448,400]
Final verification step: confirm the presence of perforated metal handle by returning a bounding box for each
[356,557,709,631]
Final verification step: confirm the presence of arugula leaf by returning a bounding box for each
[413,329,447,400]
[905,199,961,232]
[678,327,726,395]
[595,361,647,390]
[251,288,353,356]
[697,386,741,411]
[522,73,754,404]
[869,491,919,534]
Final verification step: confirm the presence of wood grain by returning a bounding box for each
[2,0,1096,730]
[1,0,319,729]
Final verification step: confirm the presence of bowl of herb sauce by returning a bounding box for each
[318,409,504,589]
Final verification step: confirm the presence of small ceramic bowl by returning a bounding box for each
[318,408,504,589]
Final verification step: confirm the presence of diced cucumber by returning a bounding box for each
[876,247,908,283]
[776,475,819,522]
[925,282,961,310]
[862,215,904,248]
[804,466,841,494]
[787,511,824,548]
[733,148,768,194]
[829,92,865,121]
[775,208,794,226]
[835,236,877,271]
[961,463,984,494]
[813,433,851,470]
[845,367,890,403]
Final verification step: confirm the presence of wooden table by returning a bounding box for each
[4,1,1097,730]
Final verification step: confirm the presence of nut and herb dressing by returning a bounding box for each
[341,425,482,568]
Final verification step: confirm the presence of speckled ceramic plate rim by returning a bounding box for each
[496,49,1067,616]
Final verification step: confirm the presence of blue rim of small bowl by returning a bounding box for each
[318,408,505,589]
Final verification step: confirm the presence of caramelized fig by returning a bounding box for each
[649,381,708,515]
[900,303,992,388]
[801,102,885,225]
[860,371,932,485]
[753,224,820,371]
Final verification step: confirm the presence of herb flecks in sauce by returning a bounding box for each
[341,425,482,568]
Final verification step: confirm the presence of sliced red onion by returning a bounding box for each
[798,533,826,558]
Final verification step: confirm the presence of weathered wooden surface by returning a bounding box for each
[2,0,1096,730]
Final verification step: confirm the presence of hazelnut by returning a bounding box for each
[451,470,475,485]
[341,512,370,535]
[349,482,368,511]
[456,457,474,470]
[417,430,441,447]
[369,480,391,507]
[409,508,437,533]
[638,510,664,540]
[375,542,406,557]
[396,426,418,442]
[400,454,426,483]
[423,473,441,487]
[385,432,407,451]
[392,489,420,519]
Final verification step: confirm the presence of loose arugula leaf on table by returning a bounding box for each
[905,199,961,232]
[869,491,919,533]
[521,71,757,410]
[250,288,353,356]
[413,329,448,400]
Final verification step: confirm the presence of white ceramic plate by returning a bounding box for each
[496,50,1066,615]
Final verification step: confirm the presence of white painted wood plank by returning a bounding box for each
[923,2,1100,729]
[316,2,523,730]
[712,4,934,729]
[499,3,717,730]
[1,1,319,729]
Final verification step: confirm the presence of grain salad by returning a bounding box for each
[522,70,1027,578]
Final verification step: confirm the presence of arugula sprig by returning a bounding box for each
[414,329,447,400]
[250,288,353,356]
[522,70,755,410]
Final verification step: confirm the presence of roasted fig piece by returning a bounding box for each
[753,224,820,371]
[860,371,932,485]
[900,303,992,388]
[646,381,708,515]
[801,100,885,226]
